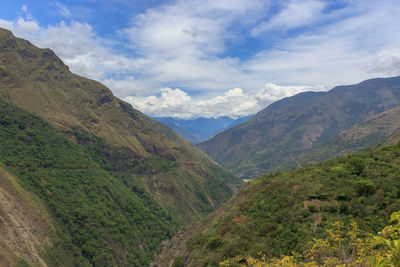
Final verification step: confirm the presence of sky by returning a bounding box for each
[1,0,400,119]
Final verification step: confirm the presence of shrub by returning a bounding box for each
[355,179,376,196]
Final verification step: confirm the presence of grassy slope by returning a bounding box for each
[199,78,400,178]
[0,28,241,224]
[156,143,400,266]
[0,100,177,266]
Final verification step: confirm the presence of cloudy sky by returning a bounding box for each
[1,0,400,118]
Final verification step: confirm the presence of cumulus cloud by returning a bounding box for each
[368,49,400,77]
[124,83,323,119]
[1,1,400,118]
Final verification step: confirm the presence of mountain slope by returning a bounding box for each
[0,164,54,267]
[155,143,400,266]
[153,116,251,144]
[198,77,400,178]
[0,28,241,225]
[0,99,178,266]
[298,106,400,164]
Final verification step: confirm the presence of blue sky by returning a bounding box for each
[1,0,400,118]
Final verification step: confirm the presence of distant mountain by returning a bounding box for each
[0,28,241,266]
[198,76,400,178]
[298,106,400,164]
[154,143,400,266]
[154,116,251,144]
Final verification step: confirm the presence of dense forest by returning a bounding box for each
[0,99,176,266]
[157,143,400,266]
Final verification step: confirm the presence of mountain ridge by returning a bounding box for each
[198,76,400,178]
[0,28,241,266]
[0,27,241,225]
[153,116,251,144]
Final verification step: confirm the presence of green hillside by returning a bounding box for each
[0,99,179,266]
[198,77,400,178]
[155,143,400,266]
[0,27,241,225]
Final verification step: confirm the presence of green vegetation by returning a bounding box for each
[221,210,400,266]
[0,100,176,266]
[0,27,241,225]
[177,143,400,266]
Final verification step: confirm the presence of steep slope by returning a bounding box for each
[198,77,400,178]
[298,106,400,164]
[382,128,400,146]
[0,99,177,266]
[0,165,53,267]
[155,143,400,266]
[0,28,241,224]
[153,116,251,144]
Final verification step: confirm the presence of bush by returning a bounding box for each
[172,257,185,267]
[205,235,223,249]
[354,179,376,196]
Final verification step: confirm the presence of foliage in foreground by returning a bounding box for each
[182,143,400,266]
[221,211,400,266]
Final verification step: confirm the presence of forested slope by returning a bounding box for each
[156,143,400,266]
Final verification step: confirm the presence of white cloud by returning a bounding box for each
[124,83,322,119]
[55,1,71,18]
[21,5,34,21]
[1,1,400,119]
[251,0,326,36]
[244,0,400,87]
[0,16,133,81]
[368,49,400,77]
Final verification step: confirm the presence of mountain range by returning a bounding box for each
[2,26,400,267]
[153,116,251,144]
[198,77,400,178]
[0,28,241,266]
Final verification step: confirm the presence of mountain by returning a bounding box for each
[153,116,251,144]
[0,28,241,266]
[298,106,400,164]
[198,77,400,178]
[0,100,176,266]
[154,143,400,266]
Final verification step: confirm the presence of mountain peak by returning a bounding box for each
[0,27,69,77]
